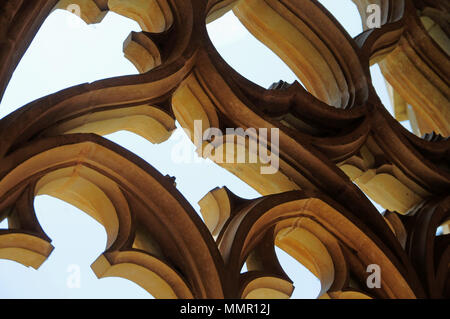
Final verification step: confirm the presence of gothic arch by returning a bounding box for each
[0,0,448,299]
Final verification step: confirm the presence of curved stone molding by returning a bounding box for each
[0,0,448,299]
[404,196,450,298]
[216,190,420,298]
[108,0,173,33]
[124,31,163,74]
[240,275,293,299]
[0,134,227,298]
[53,0,108,25]
[206,0,237,24]
[0,231,54,269]
[233,0,368,108]
[353,0,450,136]
[0,0,59,102]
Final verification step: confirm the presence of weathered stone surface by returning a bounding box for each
[0,0,448,299]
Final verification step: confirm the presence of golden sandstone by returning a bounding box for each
[0,0,448,299]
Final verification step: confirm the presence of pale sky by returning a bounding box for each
[0,1,409,299]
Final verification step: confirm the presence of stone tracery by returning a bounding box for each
[0,0,448,299]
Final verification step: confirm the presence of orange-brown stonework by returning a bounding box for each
[0,0,448,298]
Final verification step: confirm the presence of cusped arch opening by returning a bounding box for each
[206,1,369,109]
[206,10,300,89]
[0,195,153,298]
[0,7,142,120]
[274,246,321,299]
[35,166,127,250]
